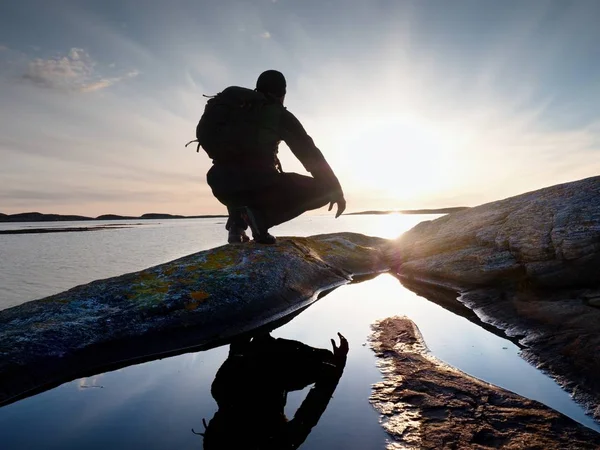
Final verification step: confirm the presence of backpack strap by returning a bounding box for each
[184,139,202,152]
[184,93,218,152]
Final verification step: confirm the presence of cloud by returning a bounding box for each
[79,70,140,93]
[0,45,8,51]
[22,47,93,88]
[260,31,271,39]
[21,48,138,92]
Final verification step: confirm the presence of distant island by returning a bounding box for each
[0,212,228,223]
[346,207,469,215]
[0,208,469,224]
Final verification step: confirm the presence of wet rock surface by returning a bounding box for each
[458,286,600,421]
[370,316,600,449]
[390,176,600,420]
[0,233,389,407]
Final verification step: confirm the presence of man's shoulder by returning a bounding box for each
[280,108,306,133]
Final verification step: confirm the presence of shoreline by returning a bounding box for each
[0,208,465,224]
[0,225,134,235]
[0,213,228,223]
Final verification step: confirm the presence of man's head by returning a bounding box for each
[256,70,286,103]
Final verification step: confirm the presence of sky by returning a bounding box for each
[1,0,599,216]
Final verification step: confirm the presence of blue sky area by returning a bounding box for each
[1,0,599,215]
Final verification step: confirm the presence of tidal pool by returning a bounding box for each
[1,274,597,450]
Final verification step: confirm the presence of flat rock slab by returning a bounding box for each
[370,316,600,449]
[391,175,600,288]
[390,176,600,420]
[0,233,390,406]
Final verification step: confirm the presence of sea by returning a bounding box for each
[0,214,598,449]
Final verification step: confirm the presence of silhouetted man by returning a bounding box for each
[197,332,348,449]
[194,70,346,244]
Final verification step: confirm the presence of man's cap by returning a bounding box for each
[256,70,286,97]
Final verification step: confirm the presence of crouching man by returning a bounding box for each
[193,70,346,244]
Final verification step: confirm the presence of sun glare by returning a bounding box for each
[338,115,458,203]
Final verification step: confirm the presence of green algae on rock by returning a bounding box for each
[0,233,390,407]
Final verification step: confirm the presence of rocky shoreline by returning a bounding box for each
[369,316,600,449]
[390,175,600,420]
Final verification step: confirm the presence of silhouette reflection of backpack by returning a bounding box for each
[191,86,284,162]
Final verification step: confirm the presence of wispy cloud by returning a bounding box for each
[260,31,271,39]
[79,70,140,92]
[21,48,138,93]
[0,45,8,51]
[22,48,93,89]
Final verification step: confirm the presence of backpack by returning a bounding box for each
[187,86,283,162]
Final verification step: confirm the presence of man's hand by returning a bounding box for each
[330,332,349,366]
[328,196,346,218]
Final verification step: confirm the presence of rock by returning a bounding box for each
[391,175,600,288]
[0,233,390,407]
[390,176,600,420]
[457,286,600,420]
[369,316,600,449]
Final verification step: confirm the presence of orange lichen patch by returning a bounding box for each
[185,291,210,311]
[190,291,210,301]
[185,301,200,311]
[184,291,210,311]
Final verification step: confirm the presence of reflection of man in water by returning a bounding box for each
[200,332,348,449]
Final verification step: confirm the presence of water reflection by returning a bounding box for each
[197,332,348,449]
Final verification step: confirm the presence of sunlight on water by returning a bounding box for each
[280,275,600,434]
[274,213,440,240]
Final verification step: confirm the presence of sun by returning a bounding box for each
[336,115,459,204]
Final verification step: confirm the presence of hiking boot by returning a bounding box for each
[253,231,277,245]
[243,208,277,244]
[227,227,250,244]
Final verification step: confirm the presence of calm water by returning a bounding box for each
[0,214,423,310]
[0,215,598,449]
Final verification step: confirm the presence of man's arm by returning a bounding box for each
[280,110,346,217]
[284,333,349,448]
